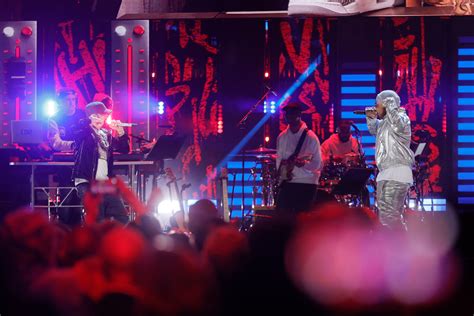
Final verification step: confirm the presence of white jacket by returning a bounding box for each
[276,122,322,184]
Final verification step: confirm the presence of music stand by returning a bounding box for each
[144,134,186,161]
[331,168,373,196]
[414,142,426,157]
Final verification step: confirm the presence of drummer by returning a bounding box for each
[321,120,362,166]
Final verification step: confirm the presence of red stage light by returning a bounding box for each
[264,71,270,78]
[133,25,145,36]
[21,26,33,37]
[265,136,270,143]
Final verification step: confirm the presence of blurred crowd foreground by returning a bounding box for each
[0,177,473,316]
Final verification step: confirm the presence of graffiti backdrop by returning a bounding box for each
[382,17,448,196]
[54,20,108,109]
[272,19,334,139]
[151,20,222,200]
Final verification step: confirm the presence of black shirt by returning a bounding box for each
[52,109,87,141]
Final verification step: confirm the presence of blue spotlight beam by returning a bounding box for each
[217,58,320,171]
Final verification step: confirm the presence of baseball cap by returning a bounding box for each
[85,101,112,117]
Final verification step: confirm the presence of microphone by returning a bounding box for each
[265,84,278,97]
[116,122,137,127]
[352,107,376,115]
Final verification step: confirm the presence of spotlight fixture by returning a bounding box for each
[157,101,165,115]
[270,101,276,114]
[44,99,58,117]
[133,25,145,36]
[114,25,127,37]
[21,26,33,37]
[3,26,15,38]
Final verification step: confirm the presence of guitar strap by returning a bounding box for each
[290,128,309,160]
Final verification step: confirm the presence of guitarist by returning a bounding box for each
[275,102,322,214]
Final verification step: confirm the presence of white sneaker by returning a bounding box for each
[288,0,405,16]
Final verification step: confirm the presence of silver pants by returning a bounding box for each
[376,180,410,230]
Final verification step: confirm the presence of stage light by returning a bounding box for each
[21,26,33,37]
[45,99,58,117]
[217,120,224,134]
[155,200,180,230]
[158,101,165,115]
[157,200,179,214]
[217,105,223,134]
[151,72,156,78]
[265,136,270,143]
[264,71,270,78]
[378,69,383,76]
[3,27,14,38]
[133,25,145,36]
[114,25,127,37]
[263,100,267,113]
[270,101,276,114]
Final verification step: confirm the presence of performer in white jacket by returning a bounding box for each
[276,102,322,214]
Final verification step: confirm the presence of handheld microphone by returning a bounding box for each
[353,107,376,115]
[116,122,137,127]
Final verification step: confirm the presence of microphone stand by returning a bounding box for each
[352,124,369,207]
[236,86,273,230]
[352,124,365,167]
[236,86,273,128]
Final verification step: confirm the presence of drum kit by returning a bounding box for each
[241,146,375,211]
[237,133,433,230]
[244,146,278,208]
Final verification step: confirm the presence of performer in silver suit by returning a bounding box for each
[366,90,414,230]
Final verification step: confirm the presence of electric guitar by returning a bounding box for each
[274,154,312,199]
[276,154,313,183]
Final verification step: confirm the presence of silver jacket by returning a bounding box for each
[366,90,414,172]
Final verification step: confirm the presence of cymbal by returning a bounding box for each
[256,154,277,160]
[345,152,360,157]
[245,147,277,154]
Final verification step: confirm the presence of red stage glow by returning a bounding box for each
[127,44,133,135]
[264,71,270,78]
